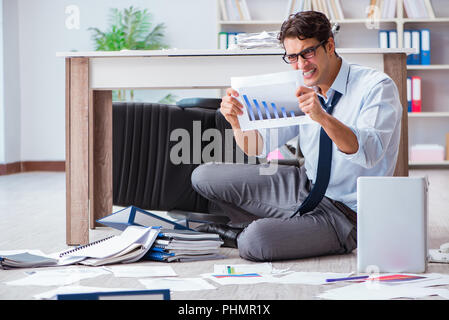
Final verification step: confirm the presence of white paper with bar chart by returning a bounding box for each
[231,70,312,131]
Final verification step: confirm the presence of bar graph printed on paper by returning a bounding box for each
[242,94,304,121]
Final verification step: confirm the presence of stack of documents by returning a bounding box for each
[57,226,160,266]
[0,252,58,269]
[145,229,225,262]
[234,31,281,49]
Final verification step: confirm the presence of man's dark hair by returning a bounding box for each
[278,11,334,44]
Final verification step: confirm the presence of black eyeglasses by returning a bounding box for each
[282,40,327,64]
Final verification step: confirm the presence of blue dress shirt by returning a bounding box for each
[258,58,402,212]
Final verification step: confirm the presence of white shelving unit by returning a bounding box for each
[217,0,449,168]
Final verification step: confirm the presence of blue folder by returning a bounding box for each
[378,30,389,49]
[407,77,412,112]
[96,206,192,231]
[411,30,421,65]
[56,289,170,300]
[404,30,413,65]
[420,29,431,65]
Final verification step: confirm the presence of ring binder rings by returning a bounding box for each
[59,235,116,258]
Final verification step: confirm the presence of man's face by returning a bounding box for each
[283,37,331,87]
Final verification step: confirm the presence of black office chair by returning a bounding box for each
[112,98,261,225]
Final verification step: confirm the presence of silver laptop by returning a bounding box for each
[357,176,428,273]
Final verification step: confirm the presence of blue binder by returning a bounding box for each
[96,206,192,231]
[404,30,413,65]
[407,77,412,112]
[420,29,431,65]
[411,30,421,65]
[56,289,170,300]
[378,30,389,49]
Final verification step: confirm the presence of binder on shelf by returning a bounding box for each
[415,0,429,18]
[420,29,431,65]
[411,76,422,113]
[378,30,389,49]
[218,32,228,49]
[219,0,228,21]
[96,206,192,231]
[388,30,398,49]
[285,0,296,18]
[328,0,339,20]
[382,0,396,19]
[403,0,426,18]
[326,0,336,20]
[334,0,344,19]
[227,32,239,48]
[239,0,251,20]
[411,30,421,65]
[423,0,436,18]
[404,30,412,65]
[407,77,412,112]
[225,0,240,21]
[296,0,306,13]
[57,289,170,300]
[234,0,245,20]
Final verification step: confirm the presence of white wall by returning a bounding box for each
[0,0,4,163]
[1,0,21,164]
[14,0,218,162]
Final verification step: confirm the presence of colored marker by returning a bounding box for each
[325,275,370,283]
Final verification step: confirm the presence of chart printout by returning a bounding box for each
[231,70,312,131]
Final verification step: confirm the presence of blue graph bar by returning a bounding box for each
[271,103,280,119]
[242,95,256,121]
[253,99,264,120]
[261,101,272,119]
[281,107,288,118]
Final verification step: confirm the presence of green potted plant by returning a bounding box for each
[89,6,176,103]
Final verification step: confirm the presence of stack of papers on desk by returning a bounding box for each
[145,229,225,262]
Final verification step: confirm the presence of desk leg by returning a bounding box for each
[66,58,89,245]
[89,90,113,228]
[384,53,409,177]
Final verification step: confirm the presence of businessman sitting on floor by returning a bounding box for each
[191,11,402,262]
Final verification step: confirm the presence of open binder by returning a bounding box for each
[96,206,192,231]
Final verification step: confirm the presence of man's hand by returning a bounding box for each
[296,86,329,125]
[220,88,243,128]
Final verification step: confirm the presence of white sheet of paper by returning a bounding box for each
[231,70,312,131]
[139,278,216,292]
[317,282,445,300]
[5,267,110,287]
[105,265,177,278]
[34,285,138,300]
[213,262,274,275]
[270,272,353,285]
[202,273,276,285]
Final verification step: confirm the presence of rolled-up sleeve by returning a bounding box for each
[337,78,402,168]
[257,125,299,158]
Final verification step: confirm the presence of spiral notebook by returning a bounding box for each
[57,226,160,266]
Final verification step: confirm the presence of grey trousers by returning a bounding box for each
[191,162,357,262]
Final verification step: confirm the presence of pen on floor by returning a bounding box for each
[325,275,370,283]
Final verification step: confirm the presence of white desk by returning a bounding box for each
[57,48,410,245]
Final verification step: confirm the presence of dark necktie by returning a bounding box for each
[291,90,342,218]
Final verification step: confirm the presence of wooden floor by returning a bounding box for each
[0,169,448,300]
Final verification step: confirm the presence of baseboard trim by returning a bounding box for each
[0,161,65,176]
